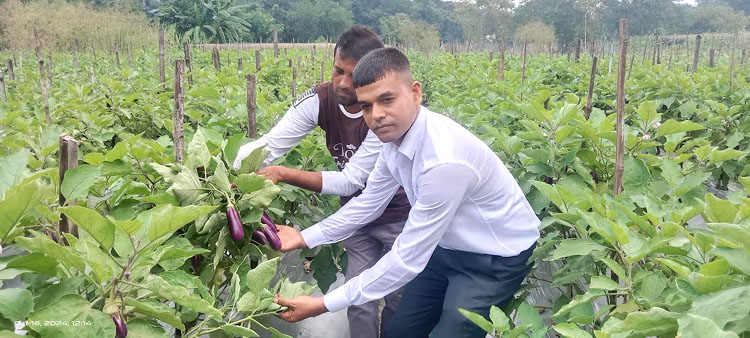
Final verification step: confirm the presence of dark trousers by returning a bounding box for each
[387,244,535,338]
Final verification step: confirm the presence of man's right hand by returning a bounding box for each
[276,225,308,252]
[256,166,287,184]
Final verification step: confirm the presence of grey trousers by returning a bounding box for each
[342,219,406,338]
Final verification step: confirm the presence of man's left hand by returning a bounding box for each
[274,295,328,323]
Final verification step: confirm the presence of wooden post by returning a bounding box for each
[311,46,315,64]
[46,52,53,89]
[127,43,133,68]
[0,67,5,101]
[521,40,528,85]
[212,47,221,70]
[575,39,581,62]
[652,38,657,65]
[489,52,493,62]
[730,31,737,89]
[59,134,80,238]
[656,41,661,64]
[255,50,261,72]
[642,37,649,65]
[39,60,51,124]
[628,53,635,79]
[183,42,193,86]
[159,28,165,88]
[73,44,79,69]
[90,65,96,83]
[292,66,297,98]
[238,58,243,71]
[297,56,302,71]
[288,59,292,68]
[246,74,257,138]
[709,49,715,67]
[115,43,121,68]
[585,56,598,120]
[173,60,185,164]
[614,19,628,196]
[273,28,279,58]
[741,49,746,65]
[6,59,14,81]
[321,60,325,83]
[692,35,702,74]
[668,51,673,70]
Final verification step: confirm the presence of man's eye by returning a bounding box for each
[382,97,393,103]
[335,68,344,74]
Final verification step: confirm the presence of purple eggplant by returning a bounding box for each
[263,225,282,251]
[260,211,278,232]
[191,255,200,272]
[111,314,127,338]
[251,230,269,245]
[227,205,244,242]
[590,170,600,183]
[543,176,554,185]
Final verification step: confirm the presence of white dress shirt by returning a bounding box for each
[232,88,381,196]
[301,106,541,313]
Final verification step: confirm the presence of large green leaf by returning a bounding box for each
[124,297,185,331]
[14,233,86,271]
[548,239,607,260]
[237,179,280,209]
[59,206,116,250]
[126,318,169,338]
[209,156,232,194]
[237,144,270,174]
[623,155,649,191]
[458,308,494,334]
[603,307,679,337]
[553,323,592,338]
[234,173,267,193]
[170,168,205,205]
[147,204,218,241]
[144,275,222,317]
[246,257,280,296]
[708,148,746,166]
[656,119,705,138]
[27,294,114,338]
[712,247,750,276]
[277,278,316,298]
[0,181,43,242]
[186,129,211,169]
[34,276,86,311]
[678,314,739,338]
[60,165,101,201]
[0,149,30,199]
[6,252,59,275]
[553,289,605,319]
[0,288,33,321]
[221,324,259,337]
[687,285,750,332]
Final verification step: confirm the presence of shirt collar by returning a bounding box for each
[394,106,427,161]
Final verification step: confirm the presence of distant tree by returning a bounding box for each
[155,0,255,43]
[697,0,750,15]
[380,13,440,50]
[689,4,749,32]
[514,21,556,46]
[284,0,353,42]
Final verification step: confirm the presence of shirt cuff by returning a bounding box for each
[300,224,328,249]
[323,286,350,313]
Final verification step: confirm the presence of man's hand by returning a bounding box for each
[276,225,307,252]
[275,295,328,323]
[256,165,288,184]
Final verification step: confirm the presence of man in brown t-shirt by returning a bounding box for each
[233,26,409,338]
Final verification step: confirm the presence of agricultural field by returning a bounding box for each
[1,33,750,338]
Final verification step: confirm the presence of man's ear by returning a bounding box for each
[411,81,423,105]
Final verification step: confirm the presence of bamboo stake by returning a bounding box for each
[255,50,261,72]
[159,28,165,89]
[59,134,80,239]
[246,74,257,139]
[692,35,702,74]
[585,56,598,120]
[614,19,628,196]
[173,59,185,164]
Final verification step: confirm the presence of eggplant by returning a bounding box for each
[260,211,278,232]
[251,230,269,245]
[543,176,554,185]
[590,170,600,183]
[47,230,58,243]
[263,225,282,251]
[191,255,200,272]
[111,314,127,338]
[227,205,244,242]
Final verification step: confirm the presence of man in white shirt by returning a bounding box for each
[233,27,410,338]
[273,47,540,338]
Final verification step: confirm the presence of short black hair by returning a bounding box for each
[352,48,412,88]
[334,25,384,61]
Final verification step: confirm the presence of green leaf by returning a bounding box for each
[553,289,605,319]
[489,305,510,331]
[548,239,607,260]
[709,149,746,166]
[125,318,169,338]
[6,252,59,275]
[246,257,280,296]
[83,152,105,165]
[170,168,205,205]
[0,181,43,241]
[590,275,621,291]
[0,149,30,199]
[0,288,33,321]
[529,181,565,211]
[603,307,679,337]
[147,204,218,241]
[234,173,267,193]
[677,314,739,338]
[707,223,750,250]
[149,163,176,182]
[237,144,270,174]
[237,179,280,209]
[656,119,705,138]
[101,160,133,176]
[623,155,649,191]
[34,276,86,310]
[222,324,259,337]
[517,301,543,329]
[105,142,128,161]
[144,275,222,317]
[186,129,211,169]
[553,323,592,338]
[224,133,248,167]
[687,285,750,331]
[14,233,86,271]
[458,308,494,334]
[61,165,101,201]
[277,278,316,298]
[713,247,750,276]
[124,297,185,331]
[59,206,116,250]
[209,157,232,194]
[236,292,257,313]
[28,294,114,338]
[660,158,682,189]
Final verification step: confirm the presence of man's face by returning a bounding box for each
[355,72,422,143]
[332,54,359,107]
